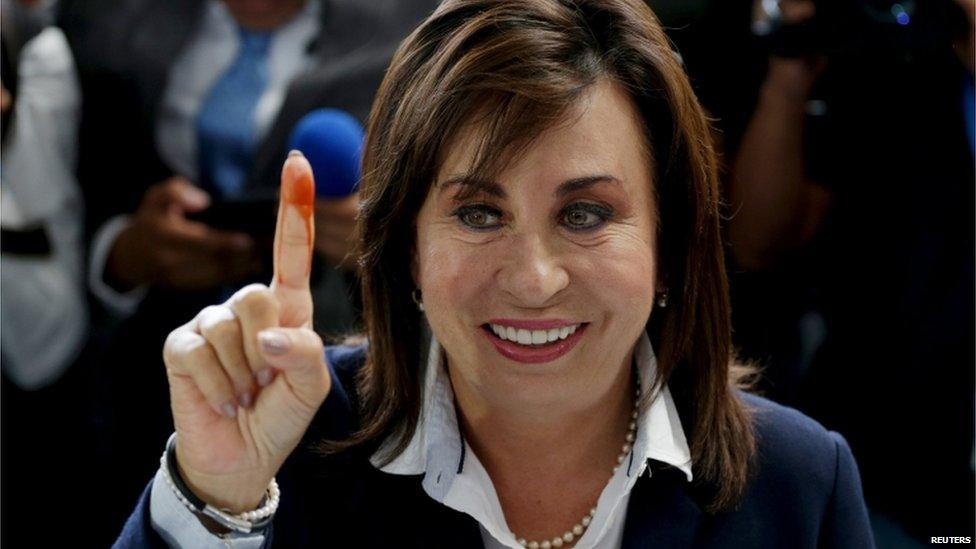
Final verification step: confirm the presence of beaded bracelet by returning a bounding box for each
[160,433,279,534]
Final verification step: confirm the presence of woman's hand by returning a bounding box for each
[162,152,331,513]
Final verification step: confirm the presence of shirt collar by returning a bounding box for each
[371,331,693,485]
[207,0,319,37]
[370,335,464,500]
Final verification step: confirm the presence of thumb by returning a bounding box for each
[270,151,315,328]
[257,327,331,409]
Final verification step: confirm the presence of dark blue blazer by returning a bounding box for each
[115,345,875,548]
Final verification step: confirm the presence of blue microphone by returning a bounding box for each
[286,108,365,198]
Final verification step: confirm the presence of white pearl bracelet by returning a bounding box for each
[160,433,280,534]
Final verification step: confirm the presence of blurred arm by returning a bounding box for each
[727,57,831,270]
[87,215,148,316]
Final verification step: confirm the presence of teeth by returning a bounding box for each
[489,323,580,345]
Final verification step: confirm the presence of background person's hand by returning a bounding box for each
[0,81,11,115]
[105,177,262,291]
[162,153,331,512]
[762,0,824,101]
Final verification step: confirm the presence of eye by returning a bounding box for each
[452,204,503,230]
[561,202,613,231]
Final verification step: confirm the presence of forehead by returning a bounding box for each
[437,79,653,187]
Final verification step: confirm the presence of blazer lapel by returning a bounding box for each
[622,465,703,549]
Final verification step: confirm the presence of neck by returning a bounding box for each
[449,357,635,540]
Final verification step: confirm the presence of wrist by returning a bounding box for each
[758,78,813,117]
[174,444,270,514]
[164,434,279,534]
[105,225,149,291]
[762,56,823,104]
[760,76,810,104]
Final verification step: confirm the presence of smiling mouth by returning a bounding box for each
[482,323,584,346]
[479,322,589,364]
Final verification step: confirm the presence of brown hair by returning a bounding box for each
[343,0,755,512]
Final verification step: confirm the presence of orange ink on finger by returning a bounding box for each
[278,153,316,281]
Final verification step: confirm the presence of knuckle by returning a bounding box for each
[196,304,222,321]
[164,177,183,192]
[230,283,270,302]
[198,306,240,342]
[232,285,278,318]
[207,319,242,347]
[183,339,215,366]
[162,331,181,367]
[163,329,205,370]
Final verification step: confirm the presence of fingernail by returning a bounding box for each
[221,402,237,419]
[256,368,274,387]
[288,149,304,158]
[238,392,253,408]
[259,330,290,355]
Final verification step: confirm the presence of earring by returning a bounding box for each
[655,289,669,308]
[411,289,424,312]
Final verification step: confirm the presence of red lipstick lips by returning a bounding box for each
[481,321,587,364]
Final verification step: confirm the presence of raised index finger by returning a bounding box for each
[270,151,315,326]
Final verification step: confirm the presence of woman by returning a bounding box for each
[116,0,873,547]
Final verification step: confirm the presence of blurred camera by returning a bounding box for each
[751,0,958,59]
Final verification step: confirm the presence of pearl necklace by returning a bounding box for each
[515,382,641,549]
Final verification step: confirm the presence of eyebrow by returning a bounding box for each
[439,174,620,199]
[555,175,621,196]
[439,176,506,198]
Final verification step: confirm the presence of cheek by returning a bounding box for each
[417,235,495,315]
[573,230,657,319]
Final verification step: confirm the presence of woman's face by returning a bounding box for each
[414,79,658,410]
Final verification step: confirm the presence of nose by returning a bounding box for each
[497,233,570,308]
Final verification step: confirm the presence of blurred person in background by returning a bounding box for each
[654,0,974,544]
[1,0,85,390]
[47,0,437,542]
[0,0,100,544]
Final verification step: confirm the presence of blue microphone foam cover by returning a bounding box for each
[286,108,365,198]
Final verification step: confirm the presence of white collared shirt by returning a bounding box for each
[373,331,693,549]
[149,332,692,548]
